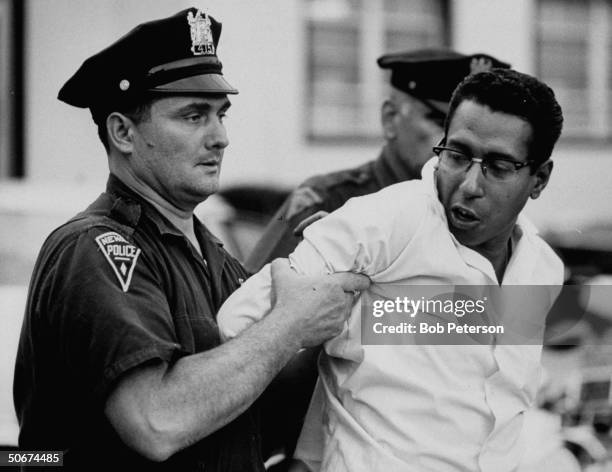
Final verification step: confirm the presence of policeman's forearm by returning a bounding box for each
[106,305,302,461]
[167,307,302,443]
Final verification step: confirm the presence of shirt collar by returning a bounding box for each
[105,174,224,247]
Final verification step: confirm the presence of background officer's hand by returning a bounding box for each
[269,258,370,348]
[285,187,323,221]
[293,211,329,237]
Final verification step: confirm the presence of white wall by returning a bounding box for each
[25,0,309,187]
[524,147,612,234]
[22,0,612,231]
[452,0,536,73]
[26,0,191,183]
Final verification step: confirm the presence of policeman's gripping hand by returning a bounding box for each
[269,259,370,348]
[292,211,329,237]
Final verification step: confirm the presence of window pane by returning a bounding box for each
[383,0,444,53]
[536,0,596,137]
[384,0,441,16]
[0,0,17,177]
[305,0,447,140]
[385,30,443,54]
[540,41,588,88]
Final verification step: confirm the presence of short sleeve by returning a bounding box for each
[39,226,186,403]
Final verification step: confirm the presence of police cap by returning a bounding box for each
[377,49,511,104]
[58,7,237,122]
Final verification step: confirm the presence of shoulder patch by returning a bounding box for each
[95,231,142,292]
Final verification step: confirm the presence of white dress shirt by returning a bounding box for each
[218,159,563,472]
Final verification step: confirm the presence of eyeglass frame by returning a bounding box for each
[432,143,534,180]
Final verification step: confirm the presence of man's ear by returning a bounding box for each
[107,112,136,154]
[530,160,553,199]
[381,99,398,140]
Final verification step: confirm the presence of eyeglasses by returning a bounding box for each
[432,146,533,182]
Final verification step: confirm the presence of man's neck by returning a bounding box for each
[111,169,202,256]
[474,233,515,284]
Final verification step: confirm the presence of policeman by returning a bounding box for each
[246,49,510,272]
[13,8,368,471]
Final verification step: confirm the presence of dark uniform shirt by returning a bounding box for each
[245,146,418,272]
[14,175,263,471]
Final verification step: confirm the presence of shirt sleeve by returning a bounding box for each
[218,184,426,338]
[40,225,187,403]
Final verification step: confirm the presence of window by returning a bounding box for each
[0,0,23,178]
[305,0,448,141]
[536,0,612,138]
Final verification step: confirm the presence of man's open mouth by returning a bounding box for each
[451,205,480,225]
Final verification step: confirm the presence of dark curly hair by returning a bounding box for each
[445,69,563,170]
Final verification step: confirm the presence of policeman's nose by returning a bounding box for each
[205,119,229,150]
[458,161,485,197]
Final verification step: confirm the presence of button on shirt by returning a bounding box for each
[218,159,563,472]
[14,175,262,471]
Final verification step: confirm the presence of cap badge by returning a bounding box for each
[470,56,493,75]
[187,9,215,56]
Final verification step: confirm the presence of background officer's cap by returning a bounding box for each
[58,7,237,123]
[378,49,511,104]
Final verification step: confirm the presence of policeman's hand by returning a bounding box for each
[269,259,370,348]
[293,211,329,237]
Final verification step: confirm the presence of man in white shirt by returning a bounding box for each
[218,69,564,471]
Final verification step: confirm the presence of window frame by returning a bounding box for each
[0,0,24,178]
[536,0,612,141]
[304,0,449,144]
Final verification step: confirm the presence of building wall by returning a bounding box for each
[25,0,307,186]
[452,0,612,231]
[21,0,612,233]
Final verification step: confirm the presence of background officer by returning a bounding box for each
[13,8,368,471]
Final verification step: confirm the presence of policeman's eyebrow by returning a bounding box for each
[178,98,231,115]
[219,99,231,113]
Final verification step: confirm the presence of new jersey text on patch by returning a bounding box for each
[95,231,142,292]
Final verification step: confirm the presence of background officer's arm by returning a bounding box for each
[245,187,324,273]
[104,261,369,462]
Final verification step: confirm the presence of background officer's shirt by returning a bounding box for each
[14,175,262,471]
[219,160,564,472]
[245,146,417,272]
